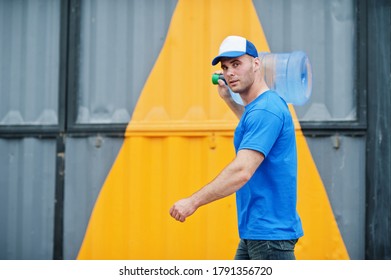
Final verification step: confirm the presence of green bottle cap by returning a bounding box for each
[211,73,224,85]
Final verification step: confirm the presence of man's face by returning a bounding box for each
[220,55,256,94]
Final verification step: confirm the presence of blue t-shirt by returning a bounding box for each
[234,90,303,240]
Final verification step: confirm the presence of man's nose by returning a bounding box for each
[226,68,235,76]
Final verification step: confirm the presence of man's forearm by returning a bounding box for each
[169,149,264,222]
[223,96,244,119]
[190,159,251,208]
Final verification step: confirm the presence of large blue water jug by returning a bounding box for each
[260,51,312,106]
[212,51,312,106]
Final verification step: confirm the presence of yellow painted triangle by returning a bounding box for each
[77,0,349,259]
[290,108,349,259]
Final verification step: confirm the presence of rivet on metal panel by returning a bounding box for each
[95,135,103,148]
[332,134,340,149]
[209,133,217,150]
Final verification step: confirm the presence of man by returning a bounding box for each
[169,35,303,260]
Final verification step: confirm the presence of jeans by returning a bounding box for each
[234,239,298,260]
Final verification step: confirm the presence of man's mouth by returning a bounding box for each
[229,80,239,86]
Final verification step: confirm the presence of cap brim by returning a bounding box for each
[211,51,246,65]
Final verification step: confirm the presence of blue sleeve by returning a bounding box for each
[238,109,283,157]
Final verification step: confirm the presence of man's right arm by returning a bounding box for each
[169,148,264,222]
[217,79,244,119]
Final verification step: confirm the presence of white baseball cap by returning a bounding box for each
[212,35,258,66]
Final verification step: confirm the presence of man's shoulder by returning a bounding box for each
[247,90,289,119]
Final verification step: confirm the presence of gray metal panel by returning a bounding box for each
[63,136,123,259]
[0,0,61,125]
[366,0,391,260]
[253,0,356,121]
[76,0,178,124]
[305,135,366,259]
[0,138,56,260]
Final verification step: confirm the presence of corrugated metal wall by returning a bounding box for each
[254,0,357,121]
[64,0,178,259]
[306,135,366,259]
[0,0,389,260]
[0,138,56,259]
[63,136,123,259]
[0,0,60,125]
[74,0,177,124]
[366,0,391,260]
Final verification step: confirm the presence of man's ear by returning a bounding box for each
[253,57,261,72]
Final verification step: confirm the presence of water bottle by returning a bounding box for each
[260,51,312,105]
[212,51,312,106]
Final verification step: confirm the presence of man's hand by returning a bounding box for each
[214,72,231,100]
[213,72,244,119]
[169,197,198,222]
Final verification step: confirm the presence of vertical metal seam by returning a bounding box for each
[53,135,66,259]
[53,0,71,260]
